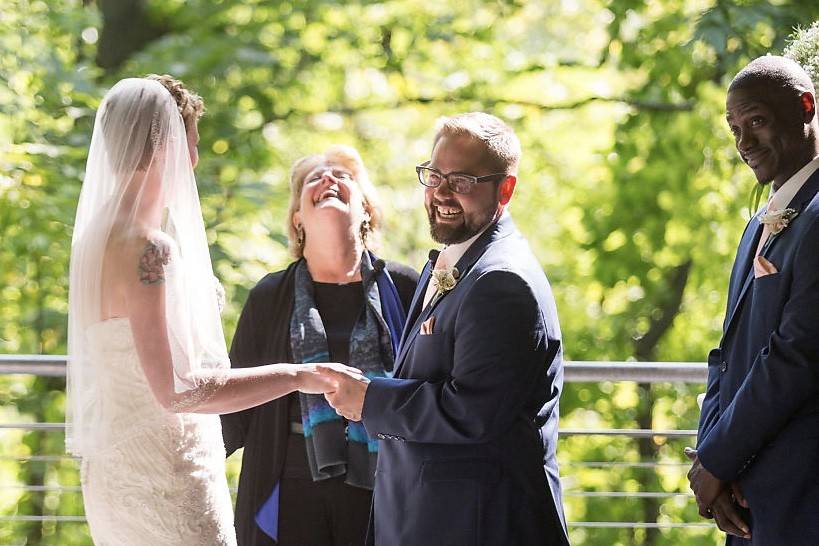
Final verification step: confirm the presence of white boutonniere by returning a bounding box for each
[430,267,459,299]
[760,207,798,235]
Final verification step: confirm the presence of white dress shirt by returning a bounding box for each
[421,211,506,308]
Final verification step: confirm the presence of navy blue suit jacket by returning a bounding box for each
[697,169,819,544]
[361,215,570,546]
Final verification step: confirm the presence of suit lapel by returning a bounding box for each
[396,258,434,359]
[723,169,819,340]
[722,218,762,338]
[392,215,517,378]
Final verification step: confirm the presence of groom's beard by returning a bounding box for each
[426,200,496,245]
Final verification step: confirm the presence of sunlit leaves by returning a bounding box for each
[3,0,819,543]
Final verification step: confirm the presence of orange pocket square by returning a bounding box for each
[753,256,779,278]
[420,316,435,335]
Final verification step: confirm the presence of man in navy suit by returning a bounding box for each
[321,112,569,545]
[689,56,819,545]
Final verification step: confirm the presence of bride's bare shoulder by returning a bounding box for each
[108,229,176,285]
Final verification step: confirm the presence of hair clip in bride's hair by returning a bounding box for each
[149,111,162,147]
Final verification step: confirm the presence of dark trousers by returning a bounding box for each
[278,433,372,546]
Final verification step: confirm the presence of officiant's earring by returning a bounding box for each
[360,214,371,246]
[296,224,305,250]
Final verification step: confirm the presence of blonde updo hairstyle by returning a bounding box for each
[145,74,204,129]
[286,145,382,258]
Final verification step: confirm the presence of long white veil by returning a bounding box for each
[66,78,229,456]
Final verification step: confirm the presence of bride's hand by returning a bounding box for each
[294,363,361,394]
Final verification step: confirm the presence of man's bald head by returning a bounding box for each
[729,55,815,99]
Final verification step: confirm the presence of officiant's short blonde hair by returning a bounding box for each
[287,145,382,258]
[433,112,521,175]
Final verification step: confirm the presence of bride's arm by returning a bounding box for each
[124,237,335,414]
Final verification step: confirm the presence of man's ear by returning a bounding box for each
[498,175,516,205]
[800,91,816,122]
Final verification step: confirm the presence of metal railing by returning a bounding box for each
[0,355,710,383]
[1,355,714,535]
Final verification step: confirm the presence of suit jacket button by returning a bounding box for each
[720,361,728,372]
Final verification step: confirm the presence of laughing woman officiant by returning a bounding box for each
[221,145,418,546]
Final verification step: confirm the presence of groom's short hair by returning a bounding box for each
[433,112,521,175]
[729,55,816,100]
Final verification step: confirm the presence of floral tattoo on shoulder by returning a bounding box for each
[138,241,170,285]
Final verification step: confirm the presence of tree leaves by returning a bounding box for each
[3,0,819,543]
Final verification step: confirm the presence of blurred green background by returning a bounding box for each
[2,0,819,544]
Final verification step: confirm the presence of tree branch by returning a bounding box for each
[262,94,693,123]
[634,260,693,361]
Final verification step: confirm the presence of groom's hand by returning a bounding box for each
[685,447,724,517]
[294,363,360,394]
[319,366,370,421]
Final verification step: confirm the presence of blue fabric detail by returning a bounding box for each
[371,251,407,360]
[254,482,279,540]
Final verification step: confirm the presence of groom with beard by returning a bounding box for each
[319,112,570,546]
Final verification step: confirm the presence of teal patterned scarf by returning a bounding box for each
[290,252,394,489]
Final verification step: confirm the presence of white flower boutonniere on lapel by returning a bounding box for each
[760,207,799,235]
[431,267,460,299]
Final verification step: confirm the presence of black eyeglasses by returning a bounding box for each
[415,161,507,194]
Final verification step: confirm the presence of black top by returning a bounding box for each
[314,280,363,364]
[287,280,364,423]
[221,260,419,546]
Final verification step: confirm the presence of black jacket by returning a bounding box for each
[221,259,418,546]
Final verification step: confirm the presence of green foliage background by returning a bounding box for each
[2,0,819,544]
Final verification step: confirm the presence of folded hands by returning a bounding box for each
[685,447,751,540]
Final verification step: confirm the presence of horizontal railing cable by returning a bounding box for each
[0,483,694,499]
[562,461,691,468]
[560,428,697,438]
[0,423,700,438]
[0,455,78,462]
[0,515,715,529]
[1,356,709,383]
[568,522,715,529]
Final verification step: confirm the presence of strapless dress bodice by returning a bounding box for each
[82,318,222,453]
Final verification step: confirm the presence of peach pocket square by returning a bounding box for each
[420,316,436,335]
[753,256,779,278]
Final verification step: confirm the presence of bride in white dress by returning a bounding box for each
[66,77,343,545]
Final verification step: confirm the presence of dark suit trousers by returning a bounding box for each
[278,433,372,546]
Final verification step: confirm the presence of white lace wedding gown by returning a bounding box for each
[79,318,237,546]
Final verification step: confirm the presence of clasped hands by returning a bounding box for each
[297,362,370,421]
[685,447,751,540]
